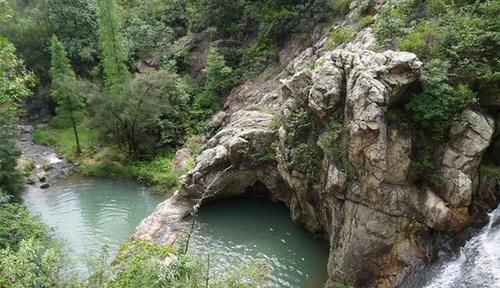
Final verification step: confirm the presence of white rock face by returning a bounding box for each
[440,109,495,207]
[134,29,497,288]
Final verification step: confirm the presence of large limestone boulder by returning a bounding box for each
[440,109,495,207]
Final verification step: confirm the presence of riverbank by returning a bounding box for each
[29,125,199,194]
[17,124,76,191]
[11,125,277,288]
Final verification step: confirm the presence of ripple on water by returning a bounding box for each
[22,177,164,276]
[190,197,329,288]
[23,179,329,286]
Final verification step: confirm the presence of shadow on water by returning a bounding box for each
[191,197,330,288]
[23,177,330,287]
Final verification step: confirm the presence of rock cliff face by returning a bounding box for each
[133,3,498,287]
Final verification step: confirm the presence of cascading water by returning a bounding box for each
[404,208,500,288]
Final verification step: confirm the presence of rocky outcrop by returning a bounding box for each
[133,110,291,242]
[171,148,192,172]
[134,25,498,288]
[440,110,495,208]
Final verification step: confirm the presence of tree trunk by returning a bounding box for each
[205,252,210,288]
[184,215,196,254]
[65,93,81,156]
[72,123,81,155]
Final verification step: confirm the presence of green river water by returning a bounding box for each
[23,177,329,287]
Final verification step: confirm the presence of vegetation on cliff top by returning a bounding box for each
[373,0,499,182]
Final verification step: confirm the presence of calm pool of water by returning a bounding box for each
[23,178,329,287]
[22,177,164,273]
[191,197,329,288]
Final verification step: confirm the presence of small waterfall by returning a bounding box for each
[423,208,500,288]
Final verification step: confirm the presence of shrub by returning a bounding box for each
[0,203,48,250]
[285,110,312,145]
[480,165,500,179]
[373,0,416,43]
[406,60,476,142]
[319,120,346,163]
[407,60,475,179]
[87,239,269,288]
[358,15,374,28]
[294,143,322,186]
[397,21,443,60]
[241,41,277,79]
[324,27,355,50]
[319,120,356,179]
[130,152,191,194]
[331,0,353,15]
[0,131,24,198]
[0,239,66,288]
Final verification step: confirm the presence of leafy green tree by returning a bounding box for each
[0,0,53,86]
[191,47,234,123]
[96,0,129,97]
[0,4,33,198]
[0,0,11,23]
[407,59,476,141]
[50,35,85,154]
[118,0,187,65]
[90,70,190,157]
[204,47,234,98]
[48,0,99,70]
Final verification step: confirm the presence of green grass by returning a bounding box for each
[33,126,194,194]
[481,165,500,179]
[331,0,353,14]
[81,149,193,194]
[129,152,192,194]
[32,126,98,161]
[358,15,374,28]
[332,283,356,288]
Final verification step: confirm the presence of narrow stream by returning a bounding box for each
[23,178,329,286]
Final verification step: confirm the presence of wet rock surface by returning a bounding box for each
[17,124,75,191]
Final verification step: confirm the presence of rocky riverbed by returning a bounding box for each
[17,124,75,190]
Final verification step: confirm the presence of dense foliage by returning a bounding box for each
[50,35,86,154]
[373,0,500,181]
[96,0,129,97]
[0,1,33,199]
[0,0,353,169]
[90,70,191,156]
[48,0,99,68]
